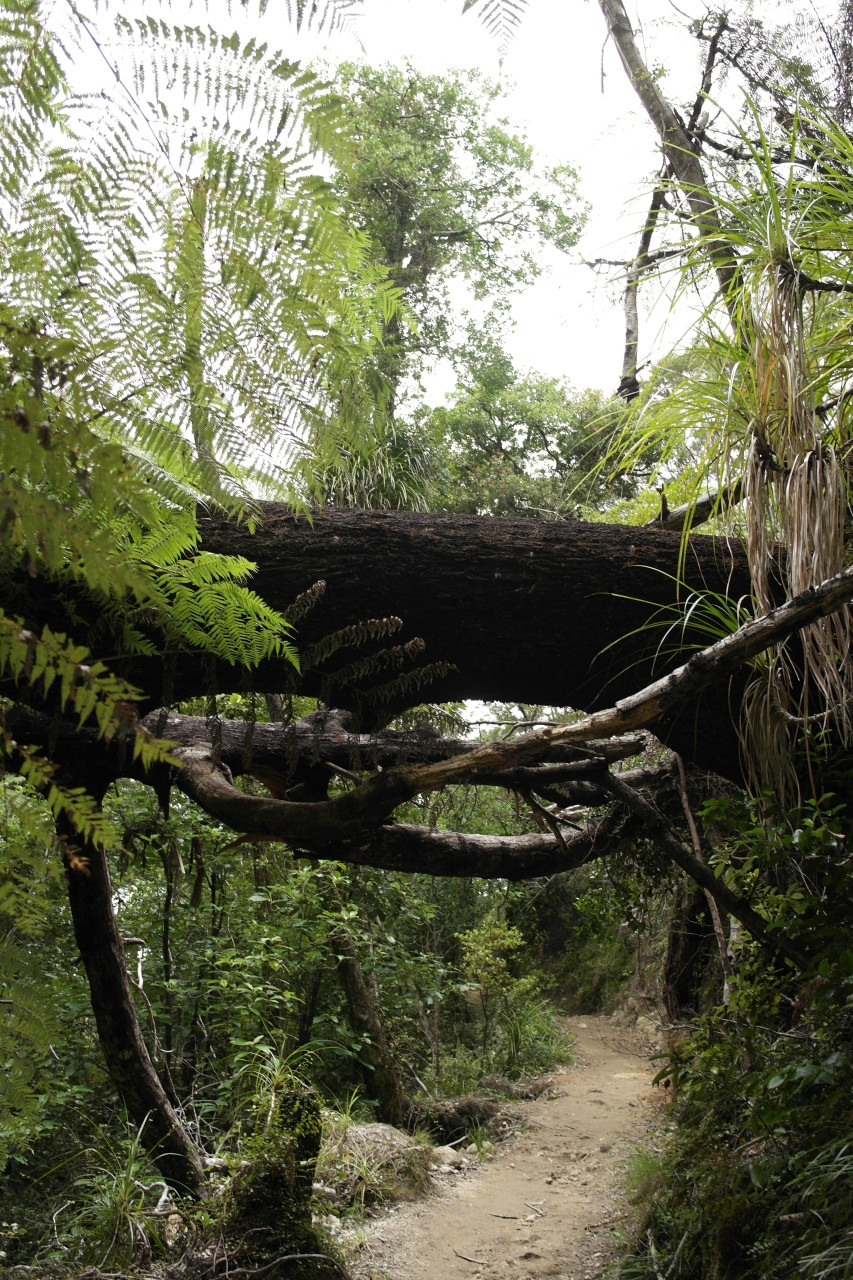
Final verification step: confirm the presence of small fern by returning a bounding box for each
[361,660,457,708]
[0,930,63,1168]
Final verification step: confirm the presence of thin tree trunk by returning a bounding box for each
[331,919,408,1127]
[289,968,324,1053]
[59,812,207,1197]
[662,880,714,1020]
[598,0,740,313]
[618,186,665,400]
[322,878,408,1127]
[674,755,735,1000]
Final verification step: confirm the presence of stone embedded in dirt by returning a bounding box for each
[481,1073,554,1099]
[430,1144,466,1168]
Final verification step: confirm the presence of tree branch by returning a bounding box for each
[618,185,666,400]
[598,0,740,310]
[160,564,853,865]
[398,561,853,792]
[601,770,808,967]
[645,479,744,530]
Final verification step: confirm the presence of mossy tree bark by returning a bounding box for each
[224,1086,329,1277]
[321,877,408,1127]
[58,807,208,1197]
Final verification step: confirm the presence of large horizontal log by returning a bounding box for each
[6,507,758,778]
[188,507,753,777]
[195,507,751,705]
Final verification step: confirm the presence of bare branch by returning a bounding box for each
[618,185,666,400]
[645,480,744,530]
[601,769,807,967]
[399,561,853,792]
[598,0,740,309]
[168,564,853,860]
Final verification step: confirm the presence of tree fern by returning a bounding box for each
[461,0,528,55]
[0,0,399,842]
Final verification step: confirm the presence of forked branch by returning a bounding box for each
[174,564,853,857]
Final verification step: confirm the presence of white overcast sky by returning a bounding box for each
[274,0,711,397]
[96,0,826,397]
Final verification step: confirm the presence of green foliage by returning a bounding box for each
[417,340,636,518]
[458,907,540,1065]
[604,103,853,794]
[297,60,587,509]
[498,998,574,1078]
[699,791,853,959]
[329,60,584,386]
[223,1082,326,1269]
[52,1120,170,1270]
[1,0,408,845]
[300,416,443,510]
[0,931,64,1170]
[620,797,853,1280]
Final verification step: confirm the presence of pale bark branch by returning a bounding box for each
[401,562,853,792]
[646,480,744,531]
[598,0,740,309]
[170,565,853,875]
[673,753,735,989]
[618,185,666,401]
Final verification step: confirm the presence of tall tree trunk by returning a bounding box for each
[59,811,208,1197]
[598,0,740,312]
[331,919,408,1128]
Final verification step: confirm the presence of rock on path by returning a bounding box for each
[354,1015,655,1280]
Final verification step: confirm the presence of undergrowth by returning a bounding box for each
[617,793,853,1280]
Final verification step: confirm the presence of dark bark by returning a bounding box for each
[58,810,207,1197]
[190,507,752,778]
[328,919,408,1127]
[662,880,716,1020]
[9,508,757,776]
[288,968,324,1054]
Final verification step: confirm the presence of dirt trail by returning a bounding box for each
[356,1016,656,1280]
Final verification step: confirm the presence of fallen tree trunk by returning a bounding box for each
[7,507,757,777]
[187,507,752,779]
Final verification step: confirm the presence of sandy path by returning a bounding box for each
[355,1016,655,1280]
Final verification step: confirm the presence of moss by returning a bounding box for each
[224,1084,344,1279]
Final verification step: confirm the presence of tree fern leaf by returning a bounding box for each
[461,0,527,54]
[300,618,404,671]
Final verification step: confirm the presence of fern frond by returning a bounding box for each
[0,616,178,776]
[360,661,457,708]
[300,618,404,671]
[461,0,527,54]
[320,637,427,691]
[282,579,327,624]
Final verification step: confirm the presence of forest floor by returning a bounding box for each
[348,1016,658,1280]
